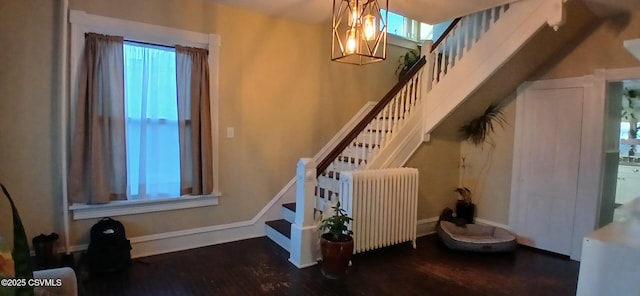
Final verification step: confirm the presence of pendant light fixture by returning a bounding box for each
[332,0,388,65]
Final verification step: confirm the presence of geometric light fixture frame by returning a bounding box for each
[331,0,388,65]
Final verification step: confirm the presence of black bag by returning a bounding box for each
[87,217,132,273]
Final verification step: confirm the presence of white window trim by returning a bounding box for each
[69,194,221,220]
[68,10,221,218]
[388,33,421,50]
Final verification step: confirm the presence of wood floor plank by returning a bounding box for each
[79,234,579,296]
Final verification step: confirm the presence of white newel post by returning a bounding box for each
[289,158,318,268]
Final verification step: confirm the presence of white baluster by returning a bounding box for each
[411,75,418,110]
[380,105,390,147]
[388,100,396,139]
[431,51,439,85]
[470,13,476,45]
[456,23,463,62]
[399,86,407,126]
[483,10,489,35]
[408,76,416,112]
[464,18,470,53]
[415,73,421,106]
[491,6,497,25]
[391,96,399,132]
[438,41,446,80]
[362,123,375,160]
[447,30,455,70]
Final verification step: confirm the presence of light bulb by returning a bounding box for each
[349,1,359,26]
[363,14,376,40]
[346,29,357,53]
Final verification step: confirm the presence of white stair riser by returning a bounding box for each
[265,225,290,252]
[282,206,295,224]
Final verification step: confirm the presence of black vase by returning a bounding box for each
[456,201,475,224]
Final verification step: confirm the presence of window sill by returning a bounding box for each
[69,193,220,220]
[388,34,421,50]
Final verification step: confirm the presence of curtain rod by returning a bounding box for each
[84,33,208,54]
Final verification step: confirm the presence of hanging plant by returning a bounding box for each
[460,104,506,146]
[395,49,420,79]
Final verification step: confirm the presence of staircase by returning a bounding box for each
[263,58,426,253]
[264,0,597,268]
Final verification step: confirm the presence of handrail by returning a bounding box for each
[431,17,462,52]
[316,56,427,177]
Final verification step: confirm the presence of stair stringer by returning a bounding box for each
[423,0,562,135]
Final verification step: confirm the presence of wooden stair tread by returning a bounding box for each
[282,202,296,212]
[287,202,325,215]
[337,156,365,164]
[366,128,391,133]
[315,187,338,199]
[265,219,291,239]
[320,171,340,179]
[353,142,377,148]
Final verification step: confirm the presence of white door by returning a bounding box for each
[511,87,584,255]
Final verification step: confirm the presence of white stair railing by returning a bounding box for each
[429,4,511,90]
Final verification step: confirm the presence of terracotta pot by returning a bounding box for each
[320,233,354,279]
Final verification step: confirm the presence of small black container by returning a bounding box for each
[32,233,59,269]
[456,201,475,224]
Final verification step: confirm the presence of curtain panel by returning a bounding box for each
[68,33,127,204]
[176,46,213,195]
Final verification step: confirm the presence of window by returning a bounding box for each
[68,10,221,219]
[123,42,181,199]
[381,9,434,42]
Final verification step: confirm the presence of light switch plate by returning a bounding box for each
[227,127,235,138]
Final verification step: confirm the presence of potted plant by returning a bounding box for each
[1,183,34,296]
[319,201,353,279]
[454,186,475,224]
[454,103,506,224]
[395,49,420,79]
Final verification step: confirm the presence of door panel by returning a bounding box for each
[517,87,584,255]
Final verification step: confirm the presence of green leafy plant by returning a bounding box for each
[454,187,472,204]
[460,103,506,146]
[622,88,638,121]
[319,202,353,242]
[395,49,420,79]
[1,183,34,296]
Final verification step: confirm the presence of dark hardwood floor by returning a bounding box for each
[79,234,579,295]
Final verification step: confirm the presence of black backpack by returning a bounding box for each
[87,217,132,273]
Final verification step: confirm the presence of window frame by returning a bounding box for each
[381,9,433,49]
[68,10,221,219]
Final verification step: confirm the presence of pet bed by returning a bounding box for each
[437,220,517,252]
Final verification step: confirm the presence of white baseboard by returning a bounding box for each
[61,216,443,258]
[416,217,439,237]
[475,218,511,230]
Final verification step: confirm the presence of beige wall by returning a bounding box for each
[0,0,61,244]
[460,96,515,224]
[405,138,461,220]
[461,9,640,225]
[0,0,414,247]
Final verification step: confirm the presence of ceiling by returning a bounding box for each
[206,0,640,25]
[206,0,521,25]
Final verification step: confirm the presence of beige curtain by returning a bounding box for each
[68,33,127,204]
[176,45,213,195]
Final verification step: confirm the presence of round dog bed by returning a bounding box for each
[437,220,517,252]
